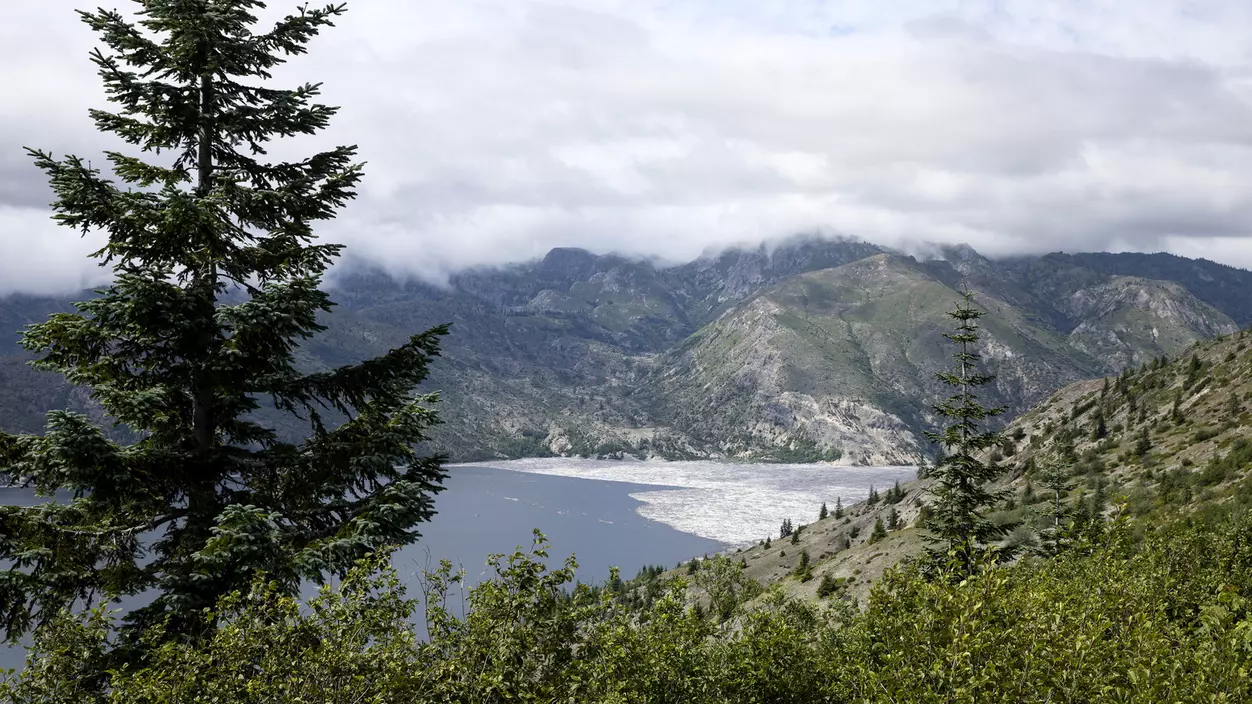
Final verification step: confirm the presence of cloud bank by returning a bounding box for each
[5,0,1252,293]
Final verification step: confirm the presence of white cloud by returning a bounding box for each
[5,0,1252,292]
[0,207,109,296]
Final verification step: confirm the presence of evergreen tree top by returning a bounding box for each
[1,0,450,650]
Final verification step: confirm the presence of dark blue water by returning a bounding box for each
[0,465,722,670]
[394,465,723,585]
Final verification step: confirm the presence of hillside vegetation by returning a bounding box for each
[725,326,1252,606]
[10,501,1252,702]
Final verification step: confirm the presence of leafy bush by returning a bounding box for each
[7,515,1252,703]
[1193,427,1221,443]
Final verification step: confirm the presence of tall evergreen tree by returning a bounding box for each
[1035,462,1073,556]
[0,0,448,650]
[922,286,1010,575]
[834,496,843,519]
[818,502,828,521]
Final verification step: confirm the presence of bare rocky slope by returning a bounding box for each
[0,238,1248,463]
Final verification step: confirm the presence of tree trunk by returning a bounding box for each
[192,71,216,451]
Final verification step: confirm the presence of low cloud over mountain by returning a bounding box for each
[5,0,1252,294]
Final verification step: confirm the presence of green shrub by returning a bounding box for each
[8,516,1252,704]
[816,574,846,599]
[1193,427,1221,443]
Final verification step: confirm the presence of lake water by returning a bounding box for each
[0,459,914,670]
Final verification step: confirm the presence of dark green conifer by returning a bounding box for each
[1136,426,1152,458]
[1187,354,1202,383]
[922,286,1011,574]
[1035,462,1072,556]
[886,506,900,530]
[887,480,904,504]
[0,0,448,648]
[834,496,844,519]
[819,502,828,521]
[869,518,888,544]
[793,549,812,581]
[1226,392,1242,417]
[816,572,839,598]
[1091,410,1107,441]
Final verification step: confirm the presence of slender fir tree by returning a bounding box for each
[0,1,448,651]
[1035,461,1073,556]
[922,285,1011,575]
[819,502,828,521]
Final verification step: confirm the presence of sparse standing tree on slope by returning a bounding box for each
[0,0,449,658]
[923,285,1012,575]
[868,518,888,544]
[1035,461,1073,556]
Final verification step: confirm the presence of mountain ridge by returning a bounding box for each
[0,238,1248,463]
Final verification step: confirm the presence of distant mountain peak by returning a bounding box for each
[540,247,599,268]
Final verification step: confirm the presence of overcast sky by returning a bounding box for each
[5,0,1252,294]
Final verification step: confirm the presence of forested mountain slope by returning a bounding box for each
[1,239,1247,462]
